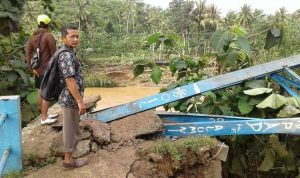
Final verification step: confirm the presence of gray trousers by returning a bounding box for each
[62,107,80,152]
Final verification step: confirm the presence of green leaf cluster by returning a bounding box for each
[211,26,252,72]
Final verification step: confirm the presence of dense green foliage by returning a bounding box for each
[1,0,300,177]
[18,0,300,61]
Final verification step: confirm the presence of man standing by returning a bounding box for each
[26,14,58,125]
[58,25,88,168]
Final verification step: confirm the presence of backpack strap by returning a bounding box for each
[49,46,72,67]
[57,46,75,60]
[35,32,45,59]
[56,45,71,54]
[37,32,45,49]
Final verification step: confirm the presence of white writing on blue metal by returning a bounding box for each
[138,88,189,109]
[164,119,300,136]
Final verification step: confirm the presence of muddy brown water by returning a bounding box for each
[85,86,163,111]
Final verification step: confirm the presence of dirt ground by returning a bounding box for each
[24,148,137,178]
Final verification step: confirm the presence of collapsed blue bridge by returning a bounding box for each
[89,54,300,136]
[1,54,300,176]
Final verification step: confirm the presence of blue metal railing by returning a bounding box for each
[158,112,300,136]
[92,54,300,123]
[0,96,22,177]
[0,147,11,176]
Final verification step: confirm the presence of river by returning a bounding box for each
[85,86,162,111]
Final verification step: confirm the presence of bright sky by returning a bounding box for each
[143,0,300,16]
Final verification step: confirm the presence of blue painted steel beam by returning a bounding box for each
[156,111,255,123]
[92,55,300,122]
[271,74,299,97]
[161,116,300,136]
[284,67,300,82]
[271,74,300,89]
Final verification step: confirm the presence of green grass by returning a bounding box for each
[139,136,217,161]
[88,56,121,63]
[85,75,118,88]
[3,171,22,178]
[87,52,151,66]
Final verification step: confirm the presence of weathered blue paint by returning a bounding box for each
[0,112,7,126]
[0,147,11,176]
[271,74,300,89]
[93,54,300,122]
[156,111,255,123]
[284,67,300,82]
[271,74,299,97]
[0,96,22,176]
[160,113,300,136]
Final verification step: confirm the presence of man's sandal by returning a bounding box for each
[63,159,88,168]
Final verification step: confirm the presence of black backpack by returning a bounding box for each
[40,46,71,101]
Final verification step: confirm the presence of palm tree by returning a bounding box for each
[124,0,137,34]
[72,0,91,32]
[202,4,222,53]
[191,0,207,55]
[225,11,238,26]
[146,7,166,33]
[252,9,265,22]
[238,4,252,28]
[275,7,288,23]
[248,8,267,33]
[291,9,300,22]
[204,4,221,31]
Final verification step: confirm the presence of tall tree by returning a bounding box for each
[168,0,193,55]
[191,0,206,55]
[238,4,252,28]
[146,7,166,33]
[274,7,288,23]
[71,0,91,33]
[203,5,221,31]
[292,9,300,22]
[224,11,238,26]
[201,4,221,53]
